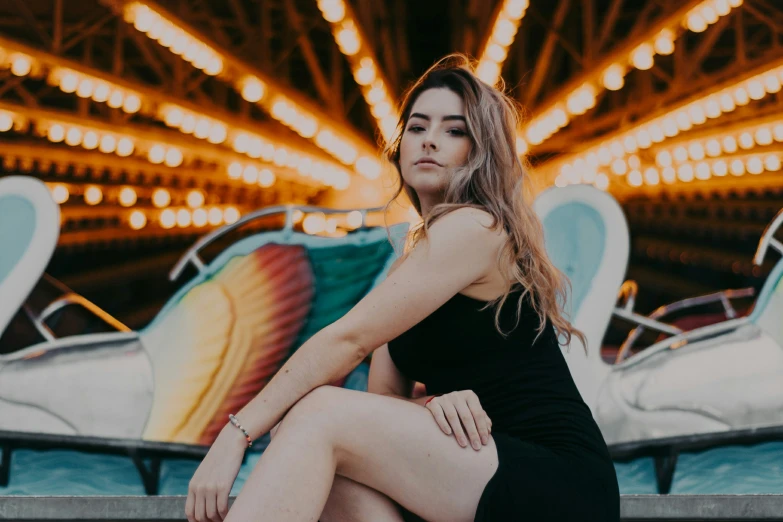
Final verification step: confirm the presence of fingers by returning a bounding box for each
[454,401,482,450]
[185,490,195,522]
[205,489,221,521]
[426,401,453,436]
[440,401,470,449]
[187,486,226,522]
[465,394,492,446]
[196,493,206,522]
[425,392,493,452]
[217,490,230,521]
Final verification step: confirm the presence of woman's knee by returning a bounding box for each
[277,385,343,433]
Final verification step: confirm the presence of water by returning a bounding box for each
[2,441,782,496]
[613,442,783,494]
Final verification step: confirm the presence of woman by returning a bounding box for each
[186,54,620,522]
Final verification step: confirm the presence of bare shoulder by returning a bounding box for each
[429,207,507,251]
[387,207,506,278]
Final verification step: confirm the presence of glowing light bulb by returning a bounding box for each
[192,208,207,227]
[654,29,675,55]
[51,184,69,204]
[208,207,223,226]
[241,76,266,102]
[695,162,711,180]
[98,134,117,154]
[228,162,243,179]
[730,159,745,176]
[129,210,147,230]
[10,54,32,76]
[627,170,643,187]
[224,207,240,224]
[148,144,166,164]
[152,188,171,208]
[176,208,192,227]
[630,43,654,70]
[677,164,694,182]
[160,208,176,229]
[164,147,183,167]
[76,79,94,98]
[117,137,134,157]
[258,169,275,188]
[712,160,728,177]
[59,71,79,93]
[65,127,83,146]
[602,64,625,91]
[187,190,204,208]
[764,154,781,172]
[686,13,708,33]
[303,212,327,234]
[82,130,99,150]
[0,114,13,132]
[747,157,763,175]
[48,124,65,143]
[347,210,363,229]
[119,187,137,207]
[122,94,142,113]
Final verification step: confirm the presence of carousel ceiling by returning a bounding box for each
[1,0,782,326]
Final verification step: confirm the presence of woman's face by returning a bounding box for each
[398,88,472,198]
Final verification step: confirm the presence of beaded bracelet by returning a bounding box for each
[228,414,253,448]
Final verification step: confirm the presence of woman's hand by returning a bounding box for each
[425,390,492,451]
[185,426,247,522]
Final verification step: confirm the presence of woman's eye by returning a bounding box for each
[449,129,466,136]
[408,125,425,132]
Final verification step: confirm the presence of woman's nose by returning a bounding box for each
[422,131,438,151]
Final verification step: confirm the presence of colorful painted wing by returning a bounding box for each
[140,243,314,444]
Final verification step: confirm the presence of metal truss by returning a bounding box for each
[510,0,783,183]
[3,0,783,317]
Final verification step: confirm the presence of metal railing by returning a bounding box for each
[168,204,386,281]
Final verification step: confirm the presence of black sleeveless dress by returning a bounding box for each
[387,290,620,522]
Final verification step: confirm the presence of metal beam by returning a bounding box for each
[524,0,573,106]
[61,13,117,54]
[284,0,334,108]
[683,14,734,84]
[226,0,255,47]
[0,143,288,194]
[10,0,51,48]
[0,35,351,184]
[52,0,63,54]
[99,0,379,165]
[523,0,706,150]
[596,0,626,52]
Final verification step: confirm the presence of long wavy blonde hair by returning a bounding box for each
[383,54,587,350]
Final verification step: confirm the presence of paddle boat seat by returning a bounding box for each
[536,184,783,445]
[0,191,406,446]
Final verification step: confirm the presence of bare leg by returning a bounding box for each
[269,421,405,522]
[321,475,406,522]
[226,386,497,522]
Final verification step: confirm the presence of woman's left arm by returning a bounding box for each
[232,208,505,440]
[186,208,504,521]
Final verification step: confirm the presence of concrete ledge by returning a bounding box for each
[0,495,782,521]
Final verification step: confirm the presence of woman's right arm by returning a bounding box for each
[368,344,436,406]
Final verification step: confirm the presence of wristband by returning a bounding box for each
[228,414,253,448]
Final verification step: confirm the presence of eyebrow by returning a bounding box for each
[409,112,466,123]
